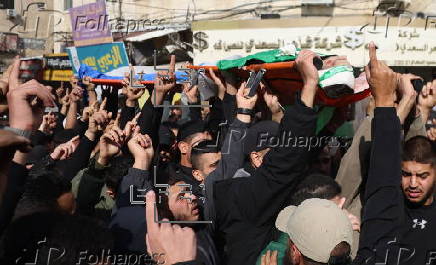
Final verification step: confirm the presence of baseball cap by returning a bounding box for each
[275,198,353,263]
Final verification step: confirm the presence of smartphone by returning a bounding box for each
[246,71,256,90]
[246,69,266,98]
[313,57,323,70]
[411,79,424,94]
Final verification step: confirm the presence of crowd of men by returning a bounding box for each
[0,42,435,265]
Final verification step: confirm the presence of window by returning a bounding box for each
[0,0,14,9]
[64,0,72,10]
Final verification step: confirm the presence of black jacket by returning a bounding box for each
[353,107,436,264]
[353,108,403,265]
[214,96,317,265]
[204,118,249,234]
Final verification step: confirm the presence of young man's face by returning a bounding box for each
[193,152,222,183]
[402,161,435,206]
[168,181,200,221]
[179,132,211,162]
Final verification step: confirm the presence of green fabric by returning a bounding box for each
[256,232,289,265]
[216,48,329,70]
[217,49,296,70]
[315,107,354,137]
[316,106,335,135]
[334,121,354,138]
[319,65,352,82]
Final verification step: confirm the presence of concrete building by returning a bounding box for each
[0,0,56,69]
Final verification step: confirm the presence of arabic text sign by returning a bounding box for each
[67,42,129,74]
[43,70,74,81]
[193,26,436,67]
[69,0,112,47]
[44,54,72,70]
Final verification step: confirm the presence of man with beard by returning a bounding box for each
[350,42,436,265]
[399,135,436,264]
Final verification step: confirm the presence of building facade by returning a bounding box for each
[0,0,56,70]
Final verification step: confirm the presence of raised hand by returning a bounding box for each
[123,112,141,139]
[152,55,176,105]
[98,124,125,166]
[365,42,397,107]
[86,98,112,141]
[7,58,55,131]
[235,81,257,123]
[81,101,98,122]
[183,83,199,104]
[396,73,419,124]
[295,50,320,108]
[128,86,145,101]
[50,135,80,161]
[59,87,71,116]
[82,76,95,90]
[208,68,226,100]
[338,197,361,232]
[90,98,112,130]
[419,80,436,109]
[55,85,66,101]
[38,112,57,134]
[236,82,257,109]
[60,87,71,106]
[145,190,197,264]
[128,131,154,170]
[158,54,176,92]
[418,80,436,123]
[263,89,283,123]
[123,77,145,107]
[69,85,83,103]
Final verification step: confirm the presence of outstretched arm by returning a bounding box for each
[354,42,403,265]
[215,50,320,226]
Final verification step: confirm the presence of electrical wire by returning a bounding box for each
[114,0,376,22]
[118,0,292,13]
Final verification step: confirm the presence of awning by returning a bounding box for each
[126,27,187,42]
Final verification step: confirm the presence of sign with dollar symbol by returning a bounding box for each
[344,29,364,50]
[193,31,209,52]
